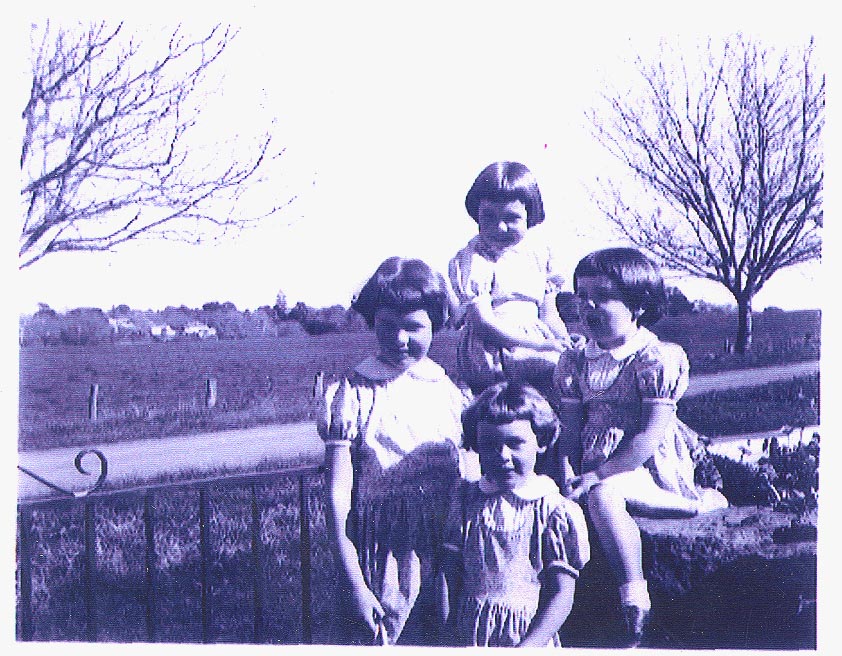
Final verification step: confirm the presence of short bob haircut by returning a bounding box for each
[462,382,559,452]
[351,256,451,332]
[464,161,545,228]
[573,247,667,328]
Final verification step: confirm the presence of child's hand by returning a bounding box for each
[564,471,601,501]
[536,337,570,353]
[569,333,587,349]
[349,581,386,638]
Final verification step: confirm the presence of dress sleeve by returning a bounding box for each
[541,496,591,579]
[635,341,691,405]
[552,348,583,404]
[316,377,361,447]
[448,245,493,325]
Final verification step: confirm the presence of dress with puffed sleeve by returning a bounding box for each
[448,225,568,392]
[551,328,709,502]
[442,475,590,647]
[317,355,469,644]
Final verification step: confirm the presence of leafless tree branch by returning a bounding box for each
[20,21,293,270]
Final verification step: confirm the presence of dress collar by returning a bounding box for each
[477,473,559,500]
[354,355,447,382]
[583,326,657,362]
[469,232,531,261]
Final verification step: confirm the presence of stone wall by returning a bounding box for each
[559,507,817,649]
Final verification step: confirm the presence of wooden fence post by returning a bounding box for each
[312,372,324,400]
[88,384,99,420]
[205,378,217,409]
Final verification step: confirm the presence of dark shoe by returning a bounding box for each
[619,605,649,648]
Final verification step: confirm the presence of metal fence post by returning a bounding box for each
[18,507,33,641]
[82,500,97,641]
[299,474,312,644]
[250,483,264,643]
[199,485,211,643]
[143,491,156,641]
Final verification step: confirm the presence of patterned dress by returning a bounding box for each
[448,225,568,393]
[552,327,710,502]
[443,474,590,647]
[317,356,472,644]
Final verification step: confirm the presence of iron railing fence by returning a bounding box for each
[17,462,324,644]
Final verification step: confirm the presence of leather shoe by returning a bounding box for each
[619,604,649,648]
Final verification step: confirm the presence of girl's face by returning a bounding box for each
[373,307,433,372]
[575,274,640,349]
[477,199,528,250]
[477,419,544,490]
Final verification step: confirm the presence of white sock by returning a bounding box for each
[619,579,651,610]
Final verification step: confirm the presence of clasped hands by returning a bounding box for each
[563,471,601,502]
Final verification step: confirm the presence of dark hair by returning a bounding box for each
[351,257,450,332]
[573,247,667,327]
[461,382,559,452]
[464,161,545,228]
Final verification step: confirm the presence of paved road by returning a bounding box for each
[684,359,819,397]
[18,422,325,500]
[18,360,819,500]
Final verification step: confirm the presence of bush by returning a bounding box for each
[708,436,819,512]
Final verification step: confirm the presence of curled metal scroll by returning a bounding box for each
[18,449,108,498]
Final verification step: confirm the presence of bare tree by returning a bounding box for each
[21,21,293,269]
[589,36,823,352]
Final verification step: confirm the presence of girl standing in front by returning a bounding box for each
[448,161,575,395]
[439,382,590,647]
[317,257,473,645]
[551,247,727,648]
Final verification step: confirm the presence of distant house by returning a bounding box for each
[108,317,144,337]
[150,324,177,340]
[183,322,218,339]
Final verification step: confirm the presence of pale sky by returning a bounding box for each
[11,4,830,315]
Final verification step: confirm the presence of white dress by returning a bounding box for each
[317,355,472,644]
[443,474,590,647]
[448,225,568,392]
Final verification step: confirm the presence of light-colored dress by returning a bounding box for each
[448,225,567,392]
[317,355,471,644]
[443,474,590,647]
[552,327,709,502]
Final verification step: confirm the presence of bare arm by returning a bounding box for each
[437,547,463,644]
[518,571,577,647]
[539,289,571,341]
[324,443,384,634]
[556,401,584,492]
[567,403,673,501]
[538,400,582,491]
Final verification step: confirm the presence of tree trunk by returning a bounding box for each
[735,295,753,354]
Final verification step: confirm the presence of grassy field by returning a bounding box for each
[18,309,819,450]
[651,309,820,373]
[18,331,456,450]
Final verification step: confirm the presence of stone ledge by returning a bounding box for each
[560,507,817,649]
